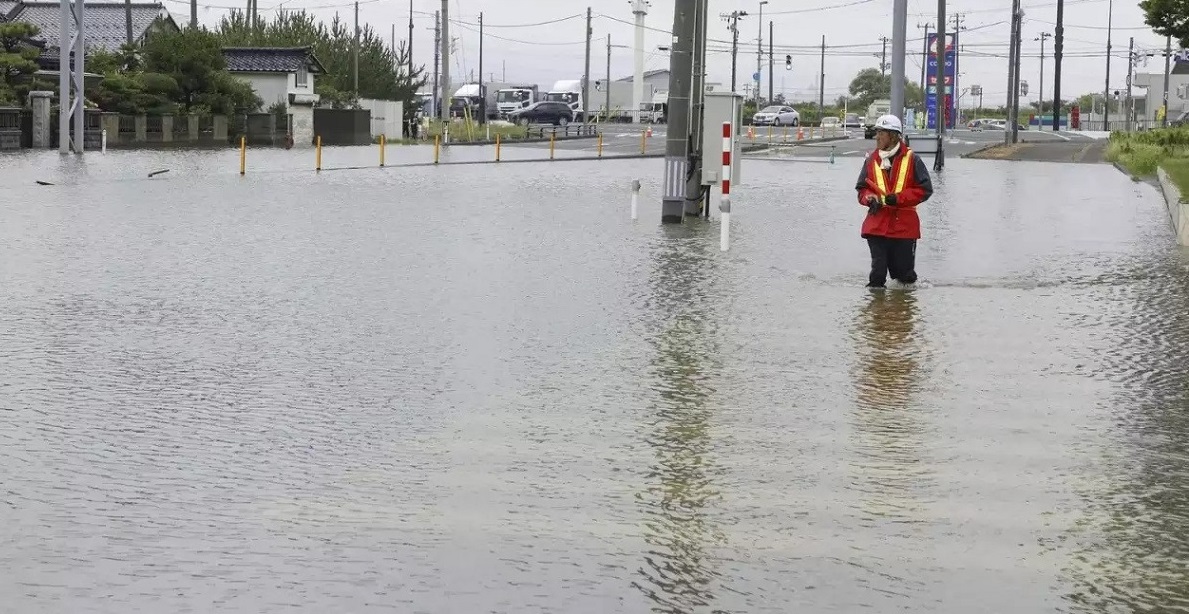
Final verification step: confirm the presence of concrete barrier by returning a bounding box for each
[1157,166,1189,246]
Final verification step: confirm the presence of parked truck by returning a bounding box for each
[590,80,636,122]
[642,90,668,124]
[495,85,539,118]
[862,99,892,139]
[544,79,585,122]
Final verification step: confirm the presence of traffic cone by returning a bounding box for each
[747,126,755,139]
[797,127,804,140]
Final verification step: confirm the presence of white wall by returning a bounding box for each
[232,71,317,109]
[357,98,404,138]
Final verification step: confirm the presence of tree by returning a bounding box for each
[142,28,259,113]
[0,21,43,105]
[214,9,426,123]
[846,67,924,112]
[1140,0,1189,48]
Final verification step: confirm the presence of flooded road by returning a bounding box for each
[2,146,1188,613]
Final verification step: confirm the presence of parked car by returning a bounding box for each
[752,105,800,126]
[821,116,841,130]
[843,113,862,128]
[507,101,574,126]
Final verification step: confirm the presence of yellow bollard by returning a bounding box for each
[380,134,386,167]
[315,135,322,171]
[239,136,245,175]
[598,132,604,157]
[767,125,773,143]
[495,133,501,162]
[434,135,440,164]
[549,130,556,160]
[640,130,646,154]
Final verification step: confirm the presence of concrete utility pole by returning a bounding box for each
[1009,1,1023,143]
[433,10,440,119]
[125,0,132,45]
[918,22,931,97]
[933,0,946,170]
[819,35,826,120]
[583,7,592,123]
[1163,35,1172,127]
[768,21,774,103]
[1104,0,1113,130]
[880,36,889,75]
[478,12,484,123]
[723,10,747,92]
[1037,31,1051,116]
[952,13,964,123]
[687,0,708,219]
[1126,36,1135,131]
[662,0,696,223]
[440,0,450,121]
[756,0,767,106]
[606,34,612,121]
[408,0,414,79]
[353,1,360,97]
[890,0,907,121]
[190,0,196,28]
[632,0,649,123]
[1052,0,1064,131]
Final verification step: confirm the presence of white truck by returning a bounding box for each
[590,80,636,122]
[495,85,539,118]
[863,99,892,139]
[544,79,585,121]
[643,90,668,124]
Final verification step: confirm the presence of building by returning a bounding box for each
[222,47,324,146]
[1134,59,1189,126]
[3,1,178,70]
[616,68,670,93]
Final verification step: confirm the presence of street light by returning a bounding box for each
[603,36,630,120]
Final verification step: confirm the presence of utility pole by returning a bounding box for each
[440,0,450,121]
[353,1,359,98]
[582,7,592,123]
[768,21,774,103]
[1051,0,1064,131]
[819,35,826,120]
[1037,31,1051,117]
[890,0,907,121]
[125,0,132,45]
[433,10,440,119]
[408,0,414,81]
[190,0,196,28]
[606,34,612,121]
[661,0,696,223]
[756,1,767,106]
[880,36,889,75]
[1103,0,1113,131]
[918,22,931,97]
[687,0,708,219]
[1010,1,1023,143]
[952,13,964,125]
[934,0,946,170]
[1163,35,1172,127]
[722,11,747,92]
[1125,36,1135,132]
[478,12,484,123]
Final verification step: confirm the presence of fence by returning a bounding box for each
[357,98,403,139]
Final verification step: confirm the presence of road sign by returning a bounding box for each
[1020,80,1029,96]
[926,33,957,130]
[752,72,760,81]
[971,84,982,96]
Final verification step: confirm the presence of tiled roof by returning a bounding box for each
[1,1,17,19]
[8,2,174,54]
[222,47,325,74]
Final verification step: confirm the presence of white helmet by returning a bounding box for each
[874,114,903,133]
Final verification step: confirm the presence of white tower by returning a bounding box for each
[631,0,650,123]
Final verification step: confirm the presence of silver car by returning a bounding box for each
[752,105,800,126]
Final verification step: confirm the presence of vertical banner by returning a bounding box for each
[926,33,957,130]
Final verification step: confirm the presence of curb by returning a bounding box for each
[960,142,1001,158]
[441,133,599,147]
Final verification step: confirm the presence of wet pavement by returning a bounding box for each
[2,147,1188,613]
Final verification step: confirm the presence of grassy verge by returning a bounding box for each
[1106,128,1189,196]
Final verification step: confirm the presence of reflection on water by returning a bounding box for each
[632,227,727,613]
[1058,254,1189,613]
[847,290,934,523]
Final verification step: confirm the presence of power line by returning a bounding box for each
[767,0,878,16]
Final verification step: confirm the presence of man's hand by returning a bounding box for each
[866,195,882,215]
[884,193,898,206]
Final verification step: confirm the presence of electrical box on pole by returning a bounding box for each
[701,90,743,187]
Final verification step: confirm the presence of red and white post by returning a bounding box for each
[720,121,733,252]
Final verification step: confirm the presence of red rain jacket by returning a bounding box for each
[855,145,934,239]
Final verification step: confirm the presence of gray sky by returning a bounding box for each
[184,0,1166,107]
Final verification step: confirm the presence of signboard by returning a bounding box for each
[926,33,957,130]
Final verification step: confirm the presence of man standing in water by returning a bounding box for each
[854,114,934,288]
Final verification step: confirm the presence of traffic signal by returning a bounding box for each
[785,54,792,70]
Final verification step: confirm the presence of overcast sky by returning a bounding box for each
[184,0,1166,106]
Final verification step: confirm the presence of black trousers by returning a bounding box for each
[866,236,918,287]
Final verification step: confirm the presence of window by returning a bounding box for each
[296,64,308,88]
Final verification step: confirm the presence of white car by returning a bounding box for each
[752,105,800,127]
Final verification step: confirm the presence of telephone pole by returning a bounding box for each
[432,10,440,119]
[880,36,889,75]
[606,34,612,120]
[583,7,592,123]
[918,22,931,96]
[478,12,484,123]
[407,0,414,81]
[934,0,947,170]
[723,10,747,92]
[818,35,826,120]
[439,0,449,121]
[951,13,964,124]
[687,0,708,219]
[1103,0,1113,130]
[1037,31,1051,116]
[662,0,696,222]
[1125,36,1135,132]
[1007,0,1023,143]
[353,1,360,98]
[756,1,767,105]
[190,0,196,28]
[1052,0,1064,131]
[768,21,774,103]
[1163,35,1172,127]
[890,0,906,120]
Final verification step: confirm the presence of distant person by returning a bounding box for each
[854,114,934,288]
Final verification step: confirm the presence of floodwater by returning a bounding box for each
[2,143,1188,613]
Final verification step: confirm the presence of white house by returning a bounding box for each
[222,46,324,146]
